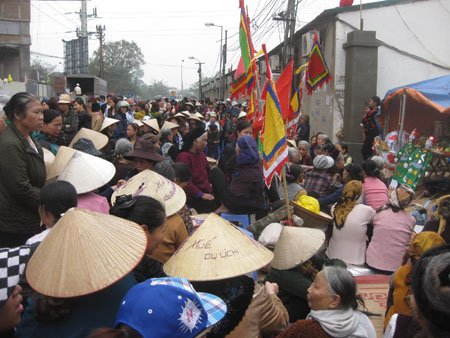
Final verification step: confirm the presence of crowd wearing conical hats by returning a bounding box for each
[0,91,449,338]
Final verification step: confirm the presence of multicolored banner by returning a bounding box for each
[230,0,257,100]
[261,44,289,187]
[305,30,332,95]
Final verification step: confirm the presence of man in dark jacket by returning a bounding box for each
[57,93,79,146]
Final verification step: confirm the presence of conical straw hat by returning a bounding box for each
[164,213,274,281]
[132,119,144,127]
[26,208,147,298]
[111,169,186,217]
[187,114,202,122]
[161,121,179,130]
[142,118,160,132]
[100,117,120,132]
[181,111,191,117]
[46,146,77,181]
[174,112,186,119]
[69,128,108,150]
[42,148,55,176]
[195,112,205,120]
[270,226,325,270]
[58,151,116,194]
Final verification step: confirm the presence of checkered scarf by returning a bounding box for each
[0,245,31,307]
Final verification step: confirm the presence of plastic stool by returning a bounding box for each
[220,213,251,229]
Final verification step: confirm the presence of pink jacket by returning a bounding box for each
[363,177,388,210]
[366,208,415,272]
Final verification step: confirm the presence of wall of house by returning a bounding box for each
[0,0,31,82]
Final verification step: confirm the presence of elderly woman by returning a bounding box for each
[0,93,46,247]
[33,109,62,155]
[210,135,266,216]
[366,184,416,273]
[176,126,217,213]
[384,244,450,338]
[111,138,134,186]
[327,180,375,265]
[303,155,341,198]
[298,140,313,167]
[296,114,310,142]
[384,232,445,332]
[278,266,376,338]
[265,227,345,322]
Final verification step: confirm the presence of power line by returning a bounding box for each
[31,3,74,32]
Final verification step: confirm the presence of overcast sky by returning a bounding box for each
[31,0,378,90]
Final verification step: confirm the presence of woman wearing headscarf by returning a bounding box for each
[297,140,313,167]
[327,180,375,265]
[366,184,417,273]
[175,126,217,213]
[383,231,445,335]
[423,194,450,243]
[210,135,266,216]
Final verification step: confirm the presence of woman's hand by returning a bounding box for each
[265,281,279,295]
[201,193,214,200]
[116,179,126,188]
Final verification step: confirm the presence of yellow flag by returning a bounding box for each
[7,74,13,82]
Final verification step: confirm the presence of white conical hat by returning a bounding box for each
[195,112,205,120]
[270,226,325,270]
[142,118,160,132]
[69,128,108,150]
[111,169,186,217]
[164,213,274,281]
[132,119,144,127]
[161,121,179,130]
[46,146,77,181]
[58,151,116,194]
[42,148,55,177]
[26,208,147,298]
[100,117,120,132]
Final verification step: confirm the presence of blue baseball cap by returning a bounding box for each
[115,277,227,338]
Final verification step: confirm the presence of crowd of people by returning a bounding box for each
[0,91,449,338]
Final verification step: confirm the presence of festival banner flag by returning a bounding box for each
[275,59,294,122]
[246,91,257,121]
[261,44,289,187]
[230,0,257,99]
[287,74,306,138]
[305,30,332,95]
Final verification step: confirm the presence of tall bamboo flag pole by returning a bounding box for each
[360,0,364,30]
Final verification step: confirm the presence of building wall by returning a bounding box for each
[0,0,31,82]
[202,0,450,143]
[337,0,450,99]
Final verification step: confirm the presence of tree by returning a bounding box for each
[30,59,58,79]
[89,40,145,95]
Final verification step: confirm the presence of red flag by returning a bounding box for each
[340,0,354,7]
[275,59,294,122]
[305,30,332,95]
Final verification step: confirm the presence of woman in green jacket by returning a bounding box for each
[0,92,46,247]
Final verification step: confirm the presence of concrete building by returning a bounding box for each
[202,0,450,163]
[0,0,31,82]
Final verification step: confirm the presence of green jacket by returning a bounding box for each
[0,123,46,234]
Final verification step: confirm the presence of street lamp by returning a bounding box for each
[181,59,184,93]
[205,22,223,99]
[188,56,204,99]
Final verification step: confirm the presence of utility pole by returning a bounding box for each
[197,61,205,99]
[222,30,227,100]
[274,0,297,69]
[77,0,97,74]
[96,25,105,79]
